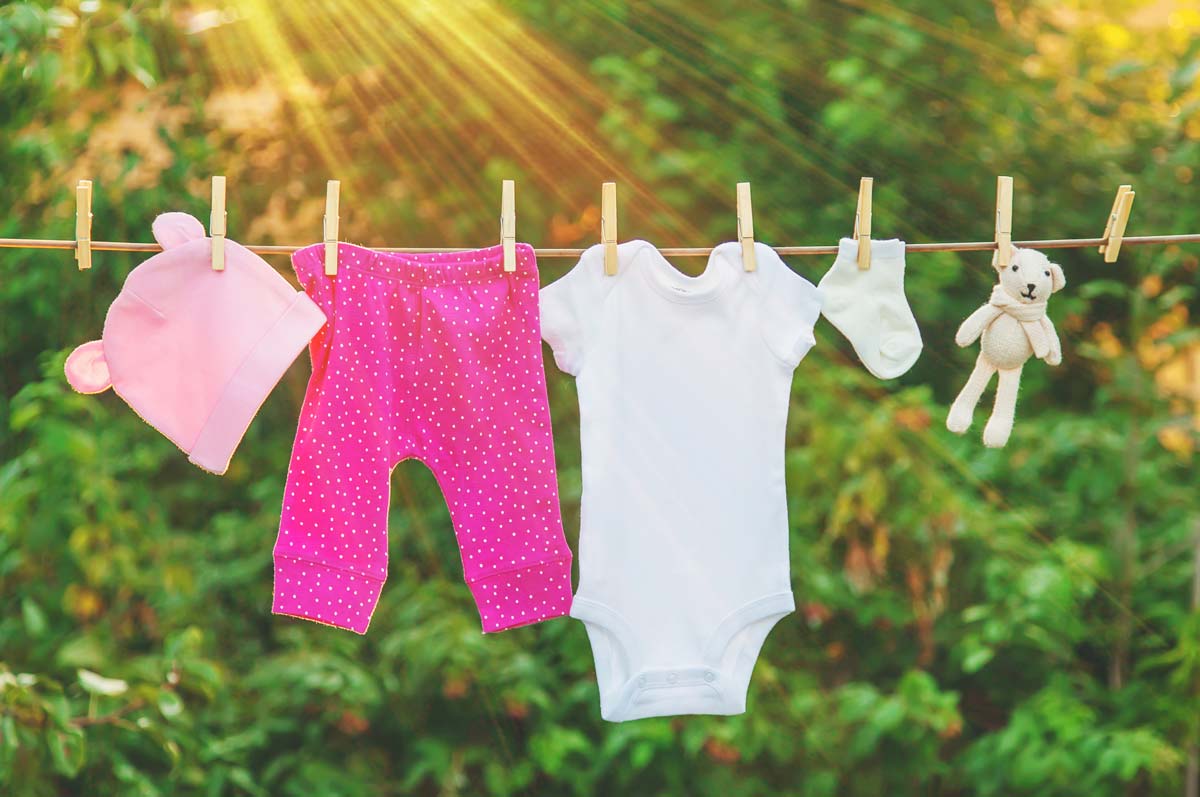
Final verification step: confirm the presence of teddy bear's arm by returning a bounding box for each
[1044,319,1063,366]
[955,304,1000,348]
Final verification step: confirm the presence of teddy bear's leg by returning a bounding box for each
[947,353,995,434]
[983,366,1022,448]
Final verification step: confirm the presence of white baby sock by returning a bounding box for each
[818,238,922,379]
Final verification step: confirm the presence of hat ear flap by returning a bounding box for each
[64,340,112,394]
[1050,262,1066,293]
[152,212,206,250]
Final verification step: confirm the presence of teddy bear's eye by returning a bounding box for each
[1044,270,1050,276]
[1011,264,1018,272]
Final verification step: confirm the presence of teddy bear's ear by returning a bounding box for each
[996,246,1019,273]
[1049,262,1066,293]
[64,340,112,394]
[152,213,206,250]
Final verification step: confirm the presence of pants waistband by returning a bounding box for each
[306,242,538,286]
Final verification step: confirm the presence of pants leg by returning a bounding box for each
[271,252,412,634]
[414,247,574,632]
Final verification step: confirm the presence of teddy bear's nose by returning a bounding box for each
[1026,283,1036,292]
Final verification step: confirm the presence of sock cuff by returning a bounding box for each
[837,237,905,263]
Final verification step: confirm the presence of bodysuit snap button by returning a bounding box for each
[704,671,715,682]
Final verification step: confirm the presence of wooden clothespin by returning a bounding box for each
[991,175,1013,268]
[601,182,618,276]
[324,180,340,276]
[75,180,93,271]
[1099,184,1135,264]
[501,179,516,272]
[736,182,756,272]
[210,175,226,271]
[854,177,873,270]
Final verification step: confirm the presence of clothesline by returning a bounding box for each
[3,233,1200,258]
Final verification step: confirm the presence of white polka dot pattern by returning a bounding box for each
[271,242,574,634]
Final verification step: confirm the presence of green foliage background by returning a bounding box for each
[2,1,1199,795]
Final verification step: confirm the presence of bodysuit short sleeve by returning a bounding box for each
[757,246,824,367]
[539,244,606,376]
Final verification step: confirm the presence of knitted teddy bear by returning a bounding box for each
[946,247,1065,448]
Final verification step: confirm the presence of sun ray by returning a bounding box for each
[205,0,719,246]
[233,0,348,171]
[293,0,488,239]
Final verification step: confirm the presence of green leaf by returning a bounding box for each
[48,728,86,777]
[961,605,989,623]
[156,690,183,720]
[43,693,73,728]
[630,740,656,770]
[873,698,905,731]
[0,715,18,781]
[1078,280,1129,300]
[56,634,107,669]
[21,597,46,636]
[1170,59,1200,93]
[963,647,995,673]
[1157,284,1196,308]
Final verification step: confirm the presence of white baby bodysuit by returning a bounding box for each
[540,240,823,722]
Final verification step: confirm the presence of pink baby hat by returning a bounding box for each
[64,212,326,475]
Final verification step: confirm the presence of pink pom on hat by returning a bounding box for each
[65,212,326,475]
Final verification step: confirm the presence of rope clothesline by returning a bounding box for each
[3,233,1200,258]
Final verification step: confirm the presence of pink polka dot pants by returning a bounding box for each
[273,242,573,634]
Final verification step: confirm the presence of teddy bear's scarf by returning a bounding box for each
[989,286,1052,358]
